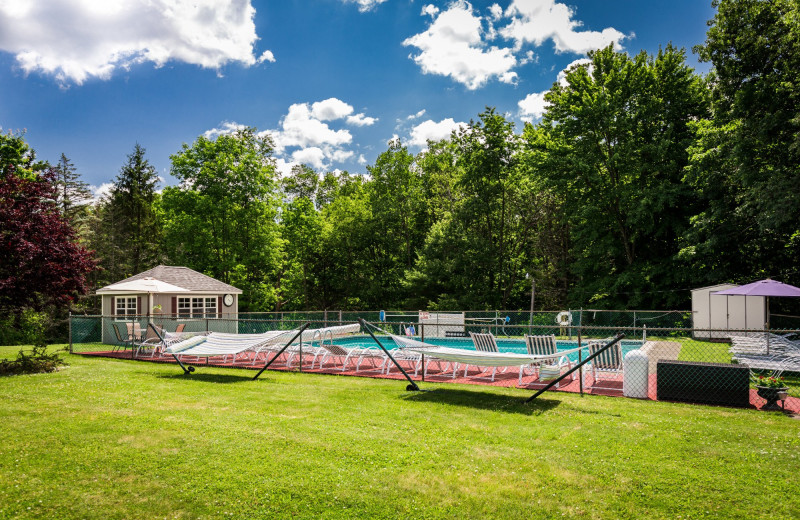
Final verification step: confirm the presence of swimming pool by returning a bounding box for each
[330,335,643,363]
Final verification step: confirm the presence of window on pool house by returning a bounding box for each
[115,297,137,320]
[177,297,217,318]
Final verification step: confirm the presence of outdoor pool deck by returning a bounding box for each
[77,346,799,414]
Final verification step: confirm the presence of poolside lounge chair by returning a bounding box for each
[734,351,800,374]
[730,334,799,356]
[126,322,144,344]
[314,342,385,372]
[388,334,454,378]
[466,332,506,381]
[134,323,192,359]
[111,323,134,354]
[250,324,361,368]
[519,334,574,387]
[133,323,164,358]
[588,340,623,391]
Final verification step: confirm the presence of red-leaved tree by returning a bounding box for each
[0,167,97,320]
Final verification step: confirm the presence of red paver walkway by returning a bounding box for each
[76,349,798,413]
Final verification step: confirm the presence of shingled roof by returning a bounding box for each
[103,265,242,294]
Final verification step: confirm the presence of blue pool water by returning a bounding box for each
[332,335,642,362]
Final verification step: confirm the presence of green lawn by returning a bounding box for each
[0,346,798,519]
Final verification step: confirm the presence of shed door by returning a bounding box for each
[709,292,729,334]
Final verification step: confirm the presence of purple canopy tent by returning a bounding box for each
[715,279,800,353]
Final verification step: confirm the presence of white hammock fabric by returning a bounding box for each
[165,323,362,358]
[165,330,289,356]
[391,335,584,367]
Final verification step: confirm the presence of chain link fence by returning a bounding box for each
[69,312,799,413]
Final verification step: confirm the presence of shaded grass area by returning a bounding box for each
[1,346,799,519]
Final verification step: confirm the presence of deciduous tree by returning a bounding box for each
[529,46,710,307]
[0,167,96,321]
[163,128,283,311]
[688,0,800,287]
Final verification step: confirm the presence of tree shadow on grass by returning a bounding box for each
[156,372,259,384]
[402,387,561,415]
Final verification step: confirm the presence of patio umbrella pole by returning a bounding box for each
[253,322,310,381]
[359,318,421,391]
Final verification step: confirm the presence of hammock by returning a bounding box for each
[165,323,362,358]
[391,335,584,367]
[165,330,289,357]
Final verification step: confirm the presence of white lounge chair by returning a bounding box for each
[388,334,454,378]
[248,324,361,368]
[734,351,800,374]
[730,334,799,356]
[466,332,507,381]
[519,334,574,387]
[314,342,385,372]
[588,340,623,391]
[133,323,164,358]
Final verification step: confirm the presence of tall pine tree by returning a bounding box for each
[53,153,93,230]
[97,144,162,282]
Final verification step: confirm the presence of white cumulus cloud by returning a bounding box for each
[203,121,247,139]
[346,113,377,126]
[274,158,297,177]
[270,102,353,153]
[0,0,273,85]
[501,0,629,54]
[257,50,276,64]
[518,92,548,122]
[343,0,387,12]
[91,182,114,202]
[421,4,440,17]
[311,98,354,121]
[330,149,355,162]
[403,1,517,90]
[260,97,375,171]
[409,118,466,148]
[201,98,373,172]
[291,147,327,169]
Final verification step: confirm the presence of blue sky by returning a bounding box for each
[0,0,716,195]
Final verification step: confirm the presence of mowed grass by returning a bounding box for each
[0,346,798,519]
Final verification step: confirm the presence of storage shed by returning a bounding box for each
[96,265,242,344]
[691,284,766,339]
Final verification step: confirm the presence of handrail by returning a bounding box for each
[526,333,625,402]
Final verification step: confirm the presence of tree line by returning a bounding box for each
[1,0,798,330]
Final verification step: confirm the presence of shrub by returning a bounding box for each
[0,309,51,346]
[0,345,66,376]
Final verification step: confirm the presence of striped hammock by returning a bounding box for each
[165,323,361,358]
[391,335,584,367]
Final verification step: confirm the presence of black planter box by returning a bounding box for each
[656,360,750,407]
